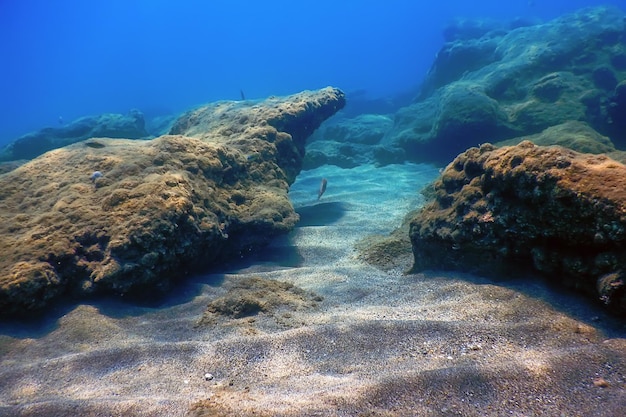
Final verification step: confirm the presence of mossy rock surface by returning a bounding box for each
[0,88,345,316]
[198,276,322,324]
[384,6,626,164]
[410,140,626,315]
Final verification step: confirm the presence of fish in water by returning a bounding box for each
[318,178,327,200]
[240,89,246,100]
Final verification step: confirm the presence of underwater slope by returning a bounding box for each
[384,6,626,163]
[0,87,345,316]
[1,163,624,416]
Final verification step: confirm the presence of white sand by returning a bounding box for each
[1,163,625,417]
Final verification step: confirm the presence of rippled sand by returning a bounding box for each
[1,163,624,416]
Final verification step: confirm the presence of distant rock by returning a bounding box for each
[385,6,626,164]
[313,114,394,145]
[339,89,417,119]
[496,120,616,154]
[145,114,177,137]
[0,109,148,162]
[303,114,403,169]
[410,141,626,314]
[0,87,345,316]
[0,160,25,175]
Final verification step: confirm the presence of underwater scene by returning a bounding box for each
[1,1,626,416]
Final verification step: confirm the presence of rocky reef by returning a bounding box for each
[0,110,149,162]
[0,87,345,316]
[384,6,626,164]
[303,114,401,169]
[409,140,626,314]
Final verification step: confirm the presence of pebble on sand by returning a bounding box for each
[593,377,609,388]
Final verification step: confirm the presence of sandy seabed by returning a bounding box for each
[1,163,625,416]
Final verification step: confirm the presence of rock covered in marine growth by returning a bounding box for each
[303,114,402,169]
[384,6,626,163]
[0,87,345,316]
[410,141,626,314]
[0,109,148,162]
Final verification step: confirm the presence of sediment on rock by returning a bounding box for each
[410,140,626,315]
[384,6,626,164]
[0,88,345,316]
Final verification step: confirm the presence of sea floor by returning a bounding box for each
[1,163,625,416]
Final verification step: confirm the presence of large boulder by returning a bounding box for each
[0,87,345,316]
[0,109,149,162]
[410,140,626,315]
[385,6,626,164]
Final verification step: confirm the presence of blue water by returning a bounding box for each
[0,0,623,144]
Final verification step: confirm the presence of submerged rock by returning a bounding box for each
[385,6,626,164]
[495,120,616,155]
[410,141,626,315]
[0,87,345,316]
[198,276,322,324]
[0,109,149,162]
[303,114,402,169]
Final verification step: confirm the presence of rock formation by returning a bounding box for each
[0,87,345,316]
[409,140,626,314]
[0,109,149,162]
[384,6,626,164]
[303,114,402,169]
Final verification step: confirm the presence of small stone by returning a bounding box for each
[204,373,214,381]
[90,171,103,183]
[593,377,609,387]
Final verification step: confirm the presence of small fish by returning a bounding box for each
[318,178,327,200]
[240,89,246,100]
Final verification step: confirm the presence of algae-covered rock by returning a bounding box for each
[198,276,322,324]
[385,6,626,164]
[303,114,401,169]
[0,87,345,316]
[409,141,626,314]
[0,110,149,162]
[496,120,616,154]
[312,114,394,145]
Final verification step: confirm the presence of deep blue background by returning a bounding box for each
[0,0,624,144]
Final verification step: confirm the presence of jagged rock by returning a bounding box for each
[385,6,626,164]
[0,110,149,162]
[0,87,345,316]
[410,141,626,314]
